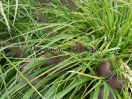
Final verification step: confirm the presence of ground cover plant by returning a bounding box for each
[0,0,132,99]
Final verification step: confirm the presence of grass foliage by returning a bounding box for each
[0,0,132,99]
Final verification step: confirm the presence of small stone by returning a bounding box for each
[98,60,112,77]
[98,86,113,99]
[106,75,127,89]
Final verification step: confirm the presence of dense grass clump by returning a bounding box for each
[0,0,132,99]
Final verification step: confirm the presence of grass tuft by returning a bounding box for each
[0,0,132,99]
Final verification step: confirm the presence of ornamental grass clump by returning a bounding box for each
[0,0,132,99]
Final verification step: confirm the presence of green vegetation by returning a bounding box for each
[0,0,132,99]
